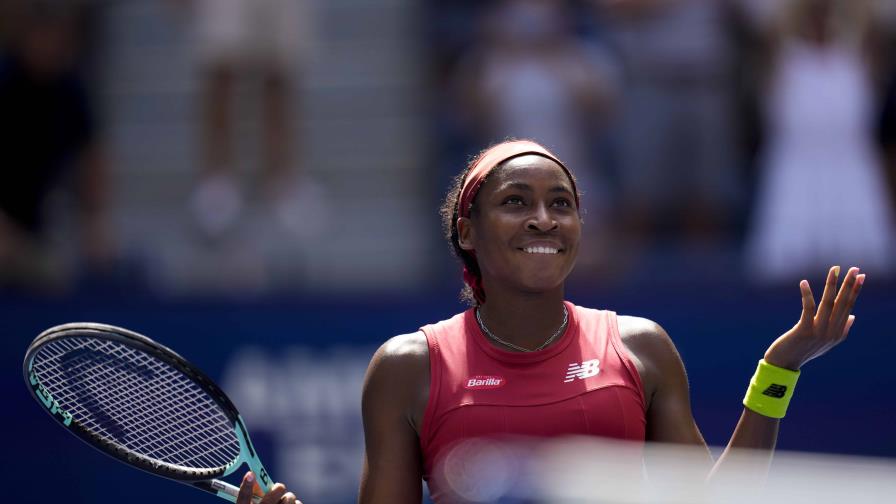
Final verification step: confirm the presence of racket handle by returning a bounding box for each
[211,479,263,503]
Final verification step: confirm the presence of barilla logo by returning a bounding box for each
[464,375,506,389]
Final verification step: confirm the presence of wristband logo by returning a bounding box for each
[762,384,788,398]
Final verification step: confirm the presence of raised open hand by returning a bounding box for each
[763,266,865,371]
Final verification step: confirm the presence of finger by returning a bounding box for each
[842,314,856,339]
[814,266,839,328]
[799,279,816,324]
[828,268,859,324]
[830,268,860,334]
[282,492,298,504]
[260,483,287,504]
[236,472,257,504]
[839,274,865,331]
[849,273,866,308]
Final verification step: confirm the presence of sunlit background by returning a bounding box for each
[4,0,895,502]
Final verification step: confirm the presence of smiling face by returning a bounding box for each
[457,154,581,298]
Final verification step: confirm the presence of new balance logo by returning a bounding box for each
[762,384,787,398]
[464,375,506,389]
[564,359,600,383]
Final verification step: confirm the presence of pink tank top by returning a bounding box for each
[419,302,646,500]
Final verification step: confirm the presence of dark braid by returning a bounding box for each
[439,147,501,306]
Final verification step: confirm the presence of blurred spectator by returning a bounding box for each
[180,0,320,239]
[452,0,618,269]
[745,0,895,282]
[0,0,111,289]
[598,0,743,251]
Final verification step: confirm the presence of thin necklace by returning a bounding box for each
[475,304,568,352]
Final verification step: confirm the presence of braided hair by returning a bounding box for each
[439,149,494,306]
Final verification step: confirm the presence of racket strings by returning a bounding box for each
[71,341,236,470]
[31,337,241,472]
[38,338,238,470]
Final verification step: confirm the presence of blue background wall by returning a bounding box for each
[5,280,894,503]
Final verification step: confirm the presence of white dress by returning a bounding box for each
[195,0,312,69]
[746,40,895,282]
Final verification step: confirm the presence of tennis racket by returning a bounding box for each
[23,322,273,503]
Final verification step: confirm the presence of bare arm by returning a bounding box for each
[359,332,429,504]
[622,266,865,481]
[628,320,779,475]
[711,267,864,476]
[620,316,713,471]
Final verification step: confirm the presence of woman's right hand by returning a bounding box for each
[236,471,301,504]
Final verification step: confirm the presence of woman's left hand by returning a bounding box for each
[763,266,865,371]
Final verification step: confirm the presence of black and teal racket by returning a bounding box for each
[23,322,272,502]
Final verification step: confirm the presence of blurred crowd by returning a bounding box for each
[1,0,895,294]
[434,0,896,283]
[0,0,321,292]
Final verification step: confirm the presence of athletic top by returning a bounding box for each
[419,301,647,501]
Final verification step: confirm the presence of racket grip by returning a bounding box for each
[212,479,263,503]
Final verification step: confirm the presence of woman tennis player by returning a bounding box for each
[236,139,865,504]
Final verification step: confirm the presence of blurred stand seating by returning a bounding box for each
[5,0,896,297]
[10,0,431,297]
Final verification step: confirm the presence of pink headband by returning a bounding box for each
[457,140,578,304]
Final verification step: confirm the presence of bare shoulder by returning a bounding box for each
[364,331,430,432]
[360,332,430,502]
[617,313,672,340]
[616,316,683,403]
[617,315,677,356]
[370,331,429,373]
[366,331,429,391]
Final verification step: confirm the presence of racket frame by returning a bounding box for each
[23,322,272,502]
